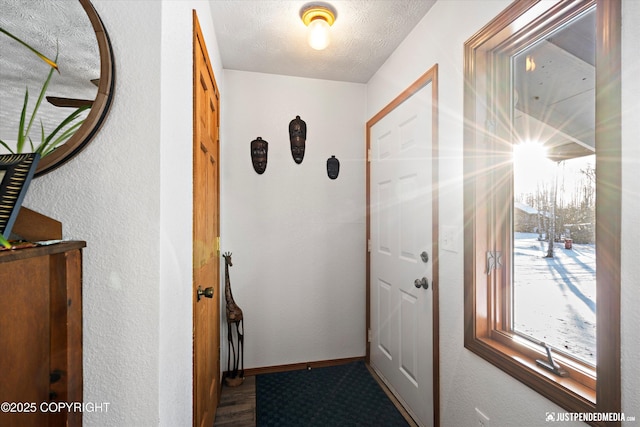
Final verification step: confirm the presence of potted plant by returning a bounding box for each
[0,28,87,249]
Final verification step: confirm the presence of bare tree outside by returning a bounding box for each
[513,146,596,365]
[545,162,559,258]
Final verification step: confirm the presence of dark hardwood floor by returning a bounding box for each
[213,376,256,427]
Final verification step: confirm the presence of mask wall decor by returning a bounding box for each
[288,115,307,164]
[250,137,268,174]
[327,155,339,179]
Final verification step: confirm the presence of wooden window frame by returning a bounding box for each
[463,1,621,424]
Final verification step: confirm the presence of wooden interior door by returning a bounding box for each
[367,66,439,427]
[193,11,220,427]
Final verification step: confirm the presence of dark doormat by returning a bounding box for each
[256,361,410,426]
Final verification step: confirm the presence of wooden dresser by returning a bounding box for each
[0,241,85,427]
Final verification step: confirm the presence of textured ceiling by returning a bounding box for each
[1,0,595,156]
[209,0,437,83]
[0,0,436,144]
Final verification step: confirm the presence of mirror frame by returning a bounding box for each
[34,0,115,177]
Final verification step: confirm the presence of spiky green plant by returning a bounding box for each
[0,234,11,249]
[1,27,87,246]
[0,59,90,156]
[0,27,88,157]
[0,27,58,71]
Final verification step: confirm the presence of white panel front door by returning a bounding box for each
[369,79,435,427]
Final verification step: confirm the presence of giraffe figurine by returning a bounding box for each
[222,252,244,386]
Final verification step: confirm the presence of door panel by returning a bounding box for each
[193,11,220,427]
[367,66,438,427]
[378,278,393,358]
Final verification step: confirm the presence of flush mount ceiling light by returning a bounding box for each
[300,4,336,50]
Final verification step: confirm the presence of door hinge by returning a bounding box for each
[367,329,372,343]
[367,239,372,252]
[367,148,372,162]
[216,236,220,256]
[486,250,503,274]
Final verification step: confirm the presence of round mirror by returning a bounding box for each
[0,0,115,177]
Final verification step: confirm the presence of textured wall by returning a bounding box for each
[23,1,223,425]
[621,0,640,418]
[220,70,366,369]
[25,1,163,424]
[18,0,639,426]
[368,1,640,426]
[158,1,223,426]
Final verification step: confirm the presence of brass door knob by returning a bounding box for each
[197,286,214,301]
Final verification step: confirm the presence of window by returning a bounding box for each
[463,0,620,422]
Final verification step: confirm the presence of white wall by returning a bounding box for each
[18,0,639,426]
[220,70,366,369]
[26,1,162,425]
[367,1,640,425]
[620,0,640,419]
[159,1,223,426]
[24,1,223,425]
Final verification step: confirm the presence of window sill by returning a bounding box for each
[465,335,596,413]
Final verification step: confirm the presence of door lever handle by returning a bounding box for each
[414,277,429,289]
[197,286,214,301]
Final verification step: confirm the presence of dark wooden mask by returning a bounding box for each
[327,155,339,179]
[250,137,268,174]
[288,115,307,164]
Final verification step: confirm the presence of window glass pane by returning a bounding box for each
[511,8,596,366]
